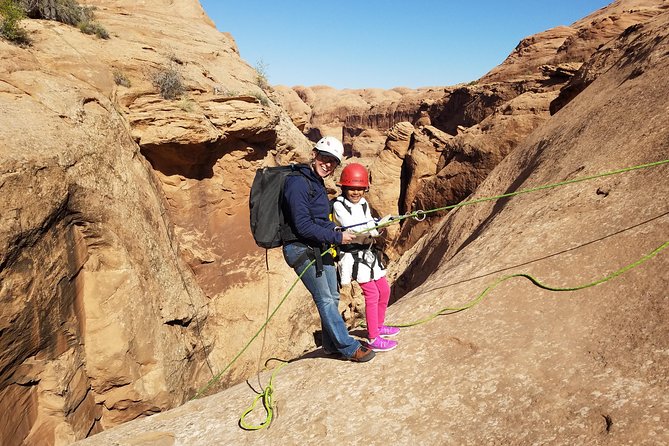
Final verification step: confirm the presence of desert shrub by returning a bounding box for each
[250,90,269,106]
[78,19,107,38]
[153,63,184,100]
[20,0,89,25]
[20,0,109,38]
[113,69,130,87]
[254,60,270,91]
[0,0,29,44]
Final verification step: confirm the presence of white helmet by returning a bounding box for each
[314,136,344,163]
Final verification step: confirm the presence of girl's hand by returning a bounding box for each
[377,215,393,225]
[353,234,374,245]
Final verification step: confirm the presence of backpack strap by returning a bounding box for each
[335,195,352,215]
[280,168,316,243]
[334,196,367,217]
[289,170,315,197]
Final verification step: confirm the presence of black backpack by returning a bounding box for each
[249,164,310,249]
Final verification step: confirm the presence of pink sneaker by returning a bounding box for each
[379,325,400,338]
[366,337,398,352]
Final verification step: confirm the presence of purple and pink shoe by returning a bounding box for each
[378,325,400,338]
[366,336,398,352]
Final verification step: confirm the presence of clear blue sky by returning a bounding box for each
[200,1,613,89]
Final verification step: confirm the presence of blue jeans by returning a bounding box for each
[283,243,361,357]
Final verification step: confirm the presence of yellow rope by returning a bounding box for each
[238,359,289,430]
[237,239,668,429]
[192,257,318,399]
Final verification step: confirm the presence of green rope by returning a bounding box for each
[192,257,319,399]
[359,158,669,234]
[191,158,667,430]
[237,239,668,430]
[238,359,289,430]
[391,240,669,328]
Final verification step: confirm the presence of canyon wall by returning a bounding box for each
[1,0,667,444]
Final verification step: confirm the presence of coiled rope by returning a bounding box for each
[192,158,669,430]
[238,358,289,430]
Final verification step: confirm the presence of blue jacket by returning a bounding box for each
[282,165,342,246]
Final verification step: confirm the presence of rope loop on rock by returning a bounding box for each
[239,359,289,430]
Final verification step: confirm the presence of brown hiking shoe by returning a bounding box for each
[348,345,375,362]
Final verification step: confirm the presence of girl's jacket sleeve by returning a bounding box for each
[283,175,342,245]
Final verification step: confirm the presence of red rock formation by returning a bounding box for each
[2,0,668,444]
[0,1,315,444]
[72,6,669,444]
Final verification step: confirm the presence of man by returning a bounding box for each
[281,136,375,362]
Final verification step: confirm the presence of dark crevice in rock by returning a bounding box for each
[140,138,271,180]
[602,414,613,432]
[165,317,192,327]
[0,191,71,273]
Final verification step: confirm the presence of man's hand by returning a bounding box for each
[341,230,356,245]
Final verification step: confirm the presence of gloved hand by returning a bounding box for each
[376,215,394,226]
[352,233,374,245]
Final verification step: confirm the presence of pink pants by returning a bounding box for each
[359,276,391,340]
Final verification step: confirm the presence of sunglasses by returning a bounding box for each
[315,150,340,164]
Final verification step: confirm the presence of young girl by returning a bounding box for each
[332,163,400,352]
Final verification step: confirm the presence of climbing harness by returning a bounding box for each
[192,158,668,431]
[332,195,384,281]
[340,242,384,281]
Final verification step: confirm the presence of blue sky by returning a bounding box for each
[200,1,613,89]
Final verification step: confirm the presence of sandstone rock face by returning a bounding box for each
[273,84,445,147]
[1,1,317,445]
[71,6,669,445]
[0,67,208,444]
[551,0,669,114]
[480,0,667,84]
[3,0,669,445]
